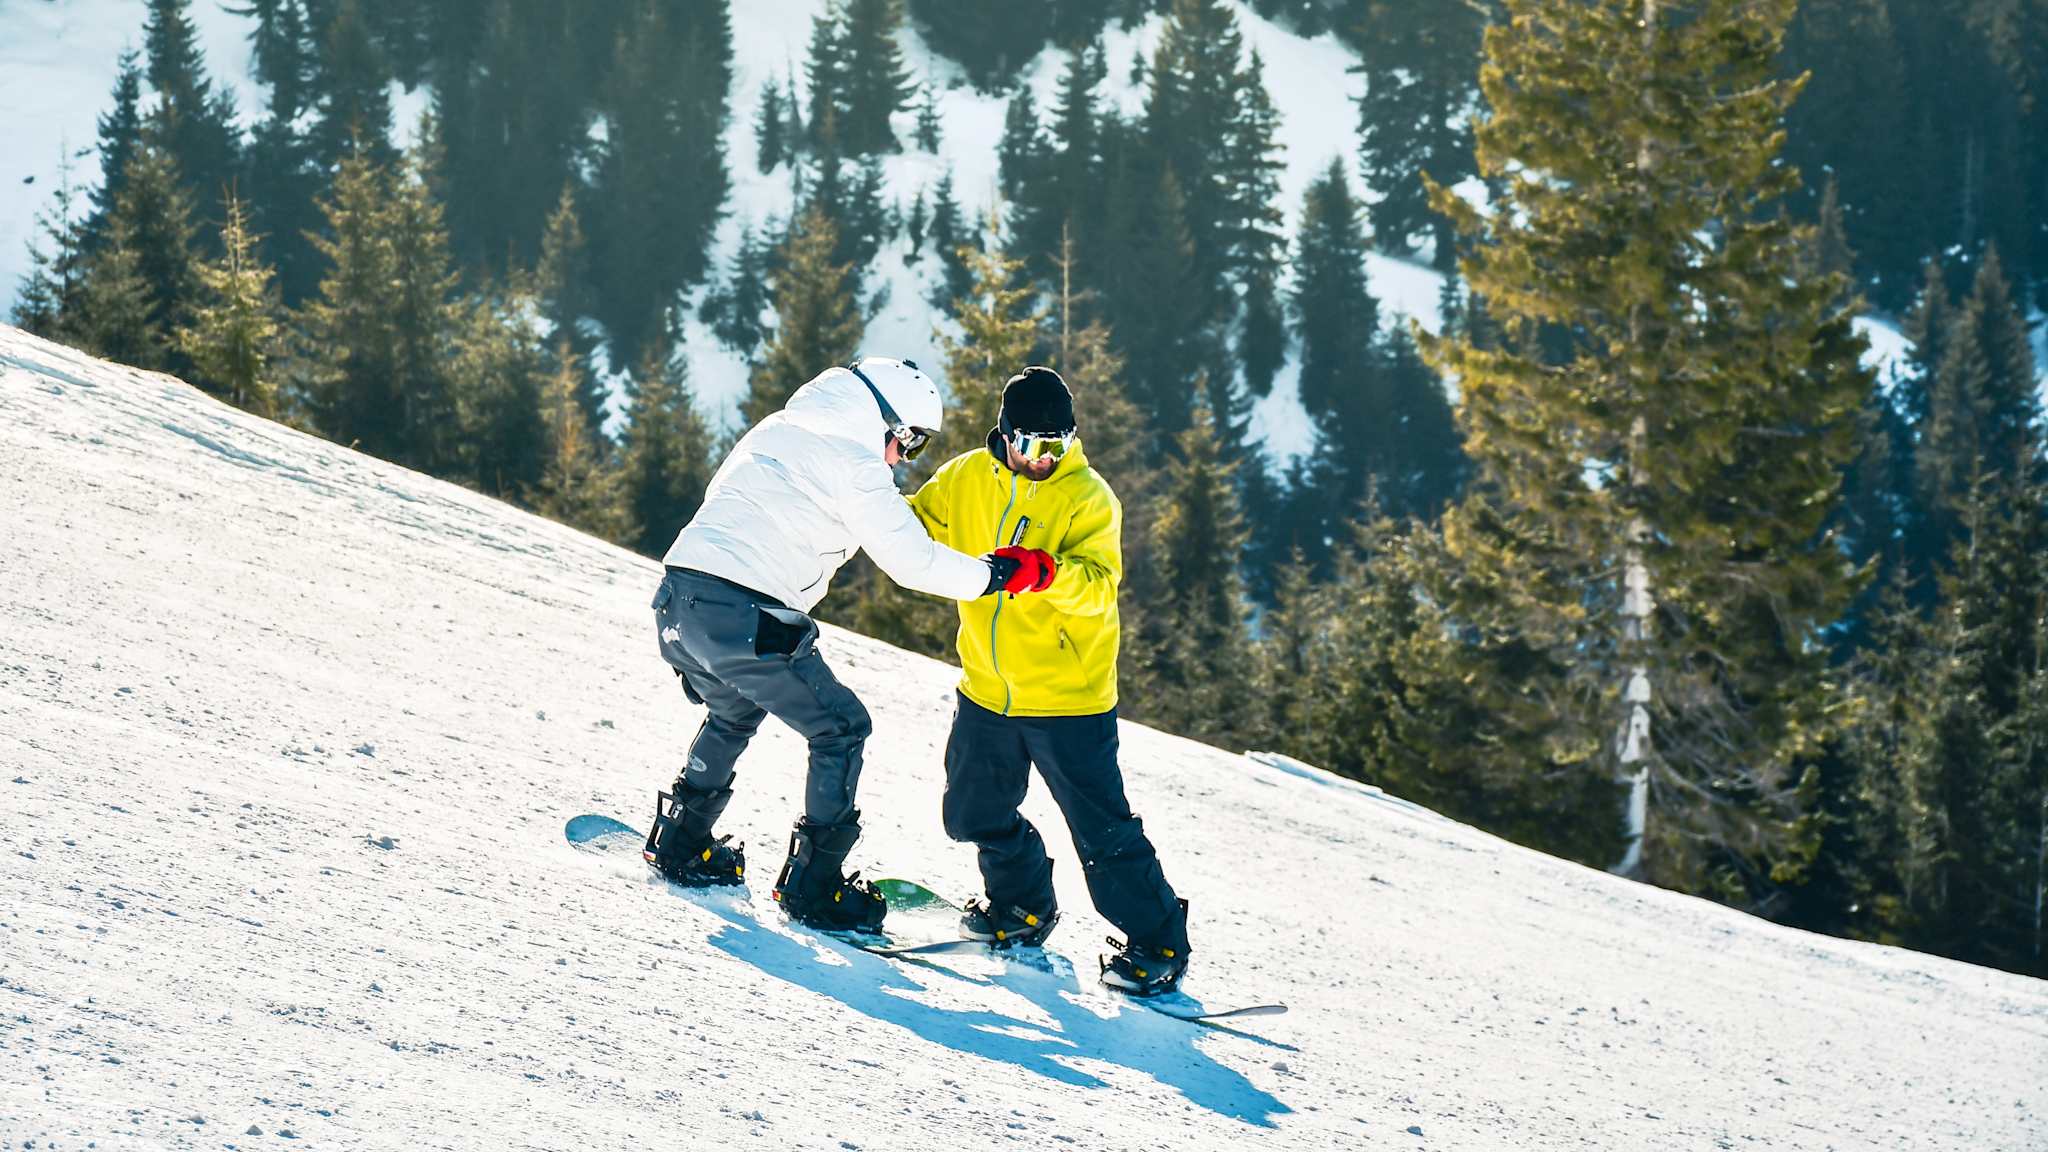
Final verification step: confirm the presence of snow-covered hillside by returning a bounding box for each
[5,328,2046,1148]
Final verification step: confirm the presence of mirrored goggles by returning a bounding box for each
[1006,427,1077,462]
[848,359,936,460]
[893,423,937,460]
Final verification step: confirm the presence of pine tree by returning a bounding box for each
[904,189,930,261]
[1917,247,2041,561]
[939,238,1046,443]
[997,84,1054,266]
[586,0,731,368]
[243,0,323,304]
[620,331,715,559]
[447,286,550,499]
[743,208,865,426]
[310,0,396,173]
[1224,49,1287,397]
[755,77,791,173]
[1292,159,1381,544]
[13,161,90,340]
[1351,0,1488,269]
[1781,0,1919,308]
[294,145,461,470]
[530,345,634,543]
[927,169,977,308]
[705,225,772,357]
[1127,403,1257,748]
[914,81,943,152]
[1424,0,1871,900]
[805,4,849,151]
[1143,0,1286,350]
[1255,547,1338,751]
[100,143,202,373]
[85,52,146,254]
[176,195,285,414]
[904,0,1053,89]
[839,0,915,154]
[534,183,601,430]
[1098,158,1204,446]
[74,215,160,368]
[385,139,464,472]
[143,0,242,219]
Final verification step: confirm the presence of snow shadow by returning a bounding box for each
[699,900,1291,1127]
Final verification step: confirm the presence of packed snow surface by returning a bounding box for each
[4,327,2047,1149]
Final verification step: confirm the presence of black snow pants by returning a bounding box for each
[653,567,871,828]
[942,694,1187,952]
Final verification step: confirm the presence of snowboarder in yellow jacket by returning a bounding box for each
[910,366,1192,995]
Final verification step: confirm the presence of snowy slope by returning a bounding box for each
[6,328,2047,1149]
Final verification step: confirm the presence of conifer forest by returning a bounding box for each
[12,0,2048,979]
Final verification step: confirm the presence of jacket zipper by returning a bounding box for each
[991,470,1018,715]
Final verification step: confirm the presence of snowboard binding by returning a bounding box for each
[643,787,746,888]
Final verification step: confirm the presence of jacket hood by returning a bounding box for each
[783,367,890,459]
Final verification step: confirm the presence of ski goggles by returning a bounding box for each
[847,359,936,461]
[1005,426,1077,462]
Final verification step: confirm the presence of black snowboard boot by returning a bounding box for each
[1099,899,1191,997]
[959,897,1059,949]
[642,783,746,888]
[772,813,887,933]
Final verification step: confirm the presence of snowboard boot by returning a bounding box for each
[642,782,746,888]
[1099,899,1191,997]
[771,813,888,933]
[958,897,1059,950]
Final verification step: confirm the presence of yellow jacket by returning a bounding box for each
[910,436,1122,717]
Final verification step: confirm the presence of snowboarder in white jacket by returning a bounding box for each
[645,357,1056,933]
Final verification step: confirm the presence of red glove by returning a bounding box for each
[992,546,1057,594]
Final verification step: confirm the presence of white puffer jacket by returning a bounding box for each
[664,367,993,612]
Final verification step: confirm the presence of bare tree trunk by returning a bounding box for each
[1615,0,1659,878]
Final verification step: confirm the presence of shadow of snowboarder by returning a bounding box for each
[697,898,1291,1127]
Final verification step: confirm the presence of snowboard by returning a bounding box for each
[565,814,1286,1027]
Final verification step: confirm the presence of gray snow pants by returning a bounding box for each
[652,567,872,827]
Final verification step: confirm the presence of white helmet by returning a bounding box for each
[846,356,942,460]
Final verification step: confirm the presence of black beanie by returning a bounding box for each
[998,366,1076,437]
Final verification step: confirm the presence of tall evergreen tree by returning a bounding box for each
[620,330,715,559]
[1916,248,2041,560]
[703,224,773,357]
[434,0,590,276]
[310,0,396,173]
[1350,0,1489,269]
[755,77,792,173]
[85,52,146,254]
[1424,0,1871,901]
[243,0,323,304]
[103,143,203,374]
[927,169,976,308]
[913,81,943,152]
[143,0,242,219]
[13,163,90,341]
[838,0,916,154]
[1126,403,1257,748]
[447,286,550,498]
[939,238,1046,444]
[530,344,634,543]
[295,145,460,470]
[534,184,601,431]
[904,0,1053,89]
[74,214,160,368]
[586,0,731,369]
[743,208,864,426]
[176,194,285,415]
[804,4,849,151]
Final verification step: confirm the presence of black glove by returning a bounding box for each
[982,553,1022,597]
